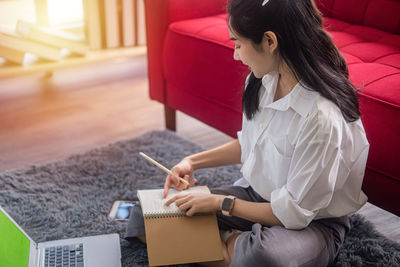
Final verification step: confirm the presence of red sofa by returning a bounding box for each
[144,0,400,216]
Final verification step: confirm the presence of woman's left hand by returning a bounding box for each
[165,193,224,216]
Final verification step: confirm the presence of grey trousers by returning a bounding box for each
[125,185,349,267]
[212,186,349,267]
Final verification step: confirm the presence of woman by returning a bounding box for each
[162,0,369,266]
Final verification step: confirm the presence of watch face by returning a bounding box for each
[221,197,234,211]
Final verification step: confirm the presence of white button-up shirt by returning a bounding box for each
[235,72,369,229]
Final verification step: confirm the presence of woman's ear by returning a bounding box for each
[263,31,278,53]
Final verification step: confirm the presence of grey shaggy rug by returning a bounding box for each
[0,130,399,267]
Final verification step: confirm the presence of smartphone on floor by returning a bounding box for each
[109,200,139,221]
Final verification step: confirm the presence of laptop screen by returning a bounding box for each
[0,208,31,267]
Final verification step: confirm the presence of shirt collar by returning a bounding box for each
[259,71,279,108]
[259,72,319,118]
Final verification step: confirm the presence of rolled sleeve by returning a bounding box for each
[271,187,317,229]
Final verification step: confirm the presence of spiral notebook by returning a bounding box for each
[137,186,223,266]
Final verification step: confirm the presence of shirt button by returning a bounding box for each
[259,123,263,129]
[251,148,254,153]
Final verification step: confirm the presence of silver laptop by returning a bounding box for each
[0,205,122,267]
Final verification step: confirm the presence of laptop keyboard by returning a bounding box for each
[44,243,84,267]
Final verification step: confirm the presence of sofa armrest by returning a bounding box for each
[144,0,228,103]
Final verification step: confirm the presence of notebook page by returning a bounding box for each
[137,186,210,217]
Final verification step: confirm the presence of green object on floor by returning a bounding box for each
[0,208,31,267]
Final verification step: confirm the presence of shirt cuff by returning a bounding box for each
[271,187,317,229]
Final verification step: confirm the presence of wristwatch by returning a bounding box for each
[220,195,236,216]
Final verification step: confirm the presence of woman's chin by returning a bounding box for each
[252,70,270,79]
[253,72,263,79]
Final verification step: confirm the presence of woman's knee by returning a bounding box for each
[231,228,294,267]
[233,224,335,267]
[234,247,289,267]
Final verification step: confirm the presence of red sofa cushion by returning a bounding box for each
[316,0,400,34]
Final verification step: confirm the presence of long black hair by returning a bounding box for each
[228,0,360,122]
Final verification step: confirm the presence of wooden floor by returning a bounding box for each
[1,49,399,243]
[0,50,232,173]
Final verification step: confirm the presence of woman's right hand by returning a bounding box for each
[163,158,197,198]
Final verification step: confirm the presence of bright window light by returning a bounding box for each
[47,0,83,27]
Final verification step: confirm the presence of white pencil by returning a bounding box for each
[139,152,190,185]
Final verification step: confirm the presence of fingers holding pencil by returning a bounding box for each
[139,152,196,198]
[170,160,197,189]
[163,171,197,198]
